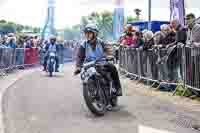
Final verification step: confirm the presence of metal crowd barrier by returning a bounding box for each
[0,47,74,76]
[63,48,73,63]
[184,46,200,92]
[119,43,200,96]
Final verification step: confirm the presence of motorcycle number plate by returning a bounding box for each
[50,59,54,62]
[87,67,96,74]
[49,53,56,57]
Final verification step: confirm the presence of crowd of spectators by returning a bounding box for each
[0,33,80,50]
[119,13,200,89]
[0,33,80,69]
[0,33,43,49]
[119,14,199,50]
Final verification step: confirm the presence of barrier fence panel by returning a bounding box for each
[15,48,25,67]
[1,48,14,70]
[38,49,45,65]
[185,46,200,91]
[63,48,73,63]
[57,47,64,65]
[130,48,138,76]
[140,49,148,78]
[119,44,200,94]
[0,47,74,74]
[0,48,4,69]
[127,48,133,74]
[120,48,126,70]
[24,48,39,66]
[158,48,168,81]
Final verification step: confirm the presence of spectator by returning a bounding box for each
[121,24,137,47]
[185,13,200,90]
[154,24,176,48]
[7,36,17,49]
[170,19,187,44]
[119,33,126,44]
[33,36,39,47]
[17,35,26,48]
[143,30,154,50]
[1,35,8,46]
[25,36,34,48]
[186,13,200,46]
[57,38,65,65]
[134,31,144,48]
[164,19,187,82]
[57,37,64,50]
[153,25,175,81]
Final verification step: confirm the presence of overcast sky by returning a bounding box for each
[0,0,199,28]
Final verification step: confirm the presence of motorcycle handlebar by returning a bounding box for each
[81,57,114,69]
[95,56,114,62]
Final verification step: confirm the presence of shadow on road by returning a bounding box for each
[41,73,66,78]
[84,104,137,123]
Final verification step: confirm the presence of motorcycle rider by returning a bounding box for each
[74,23,122,96]
[43,35,59,72]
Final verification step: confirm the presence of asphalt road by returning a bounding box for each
[2,63,200,133]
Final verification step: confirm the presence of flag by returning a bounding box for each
[113,8,124,40]
[170,0,185,25]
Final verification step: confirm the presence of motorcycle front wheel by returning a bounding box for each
[83,80,107,116]
[48,62,54,77]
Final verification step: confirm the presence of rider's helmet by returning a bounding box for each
[83,23,99,35]
[83,23,99,43]
[49,35,57,44]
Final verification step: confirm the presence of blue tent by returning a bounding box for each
[128,21,170,32]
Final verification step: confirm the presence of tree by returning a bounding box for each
[16,24,24,32]
[80,10,114,40]
[100,11,113,40]
[134,8,142,20]
[0,22,16,34]
[24,25,30,30]
[126,16,138,23]
[80,16,89,28]
[0,20,40,35]
[64,25,81,40]
[33,27,40,33]
[0,20,7,23]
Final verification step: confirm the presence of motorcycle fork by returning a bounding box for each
[96,78,109,105]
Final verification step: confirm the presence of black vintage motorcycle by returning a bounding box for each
[77,57,118,116]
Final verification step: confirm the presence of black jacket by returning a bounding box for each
[175,25,187,44]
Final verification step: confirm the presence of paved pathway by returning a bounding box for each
[2,64,200,133]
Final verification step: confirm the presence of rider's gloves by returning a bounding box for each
[74,67,81,75]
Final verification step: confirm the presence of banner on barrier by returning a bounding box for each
[24,48,38,65]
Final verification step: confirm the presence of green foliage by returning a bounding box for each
[173,81,193,97]
[0,19,40,35]
[33,27,40,33]
[65,9,143,40]
[126,16,138,23]
[80,10,113,40]
[64,25,81,40]
[0,21,16,34]
[0,20,6,23]
[16,24,24,32]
